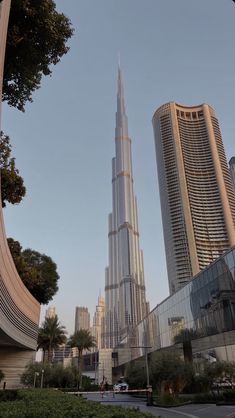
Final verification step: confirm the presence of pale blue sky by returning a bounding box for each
[2,0,235,333]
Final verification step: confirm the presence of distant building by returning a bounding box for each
[152,102,235,295]
[229,157,235,191]
[92,295,105,349]
[74,306,90,332]
[45,306,56,319]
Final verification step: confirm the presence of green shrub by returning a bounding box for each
[20,362,79,388]
[221,389,235,402]
[155,393,188,406]
[0,389,157,418]
[193,392,221,403]
[0,390,19,402]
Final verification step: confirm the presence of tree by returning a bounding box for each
[37,315,67,363]
[3,0,74,111]
[125,359,147,389]
[150,351,194,394]
[68,329,96,389]
[20,362,78,388]
[7,238,59,304]
[204,361,235,391]
[0,131,26,207]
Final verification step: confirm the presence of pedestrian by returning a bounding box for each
[100,381,105,398]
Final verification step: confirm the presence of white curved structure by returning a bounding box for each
[152,102,235,295]
[0,0,40,387]
[104,66,147,348]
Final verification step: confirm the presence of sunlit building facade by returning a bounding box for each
[92,295,105,350]
[152,102,235,295]
[230,157,235,192]
[74,306,90,332]
[104,67,147,348]
[45,306,56,319]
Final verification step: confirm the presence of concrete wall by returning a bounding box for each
[0,348,36,388]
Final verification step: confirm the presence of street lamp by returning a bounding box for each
[130,345,152,405]
[33,372,39,388]
[40,369,44,389]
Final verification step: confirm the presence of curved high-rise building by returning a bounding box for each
[0,0,40,387]
[152,102,235,295]
[229,157,235,191]
[104,66,147,348]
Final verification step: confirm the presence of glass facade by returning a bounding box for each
[117,246,235,364]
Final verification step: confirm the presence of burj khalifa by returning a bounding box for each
[104,66,147,348]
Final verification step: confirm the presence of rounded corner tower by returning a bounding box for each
[152,102,235,295]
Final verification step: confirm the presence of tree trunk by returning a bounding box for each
[78,350,83,390]
[48,343,53,363]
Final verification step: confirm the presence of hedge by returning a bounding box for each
[0,389,158,418]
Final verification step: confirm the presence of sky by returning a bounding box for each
[2,0,235,334]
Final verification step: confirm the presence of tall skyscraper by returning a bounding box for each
[45,306,56,319]
[229,157,235,191]
[104,66,147,348]
[152,102,235,295]
[92,295,105,350]
[74,307,90,332]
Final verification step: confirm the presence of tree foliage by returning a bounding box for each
[150,351,194,394]
[7,238,59,304]
[68,329,96,357]
[37,315,67,363]
[3,0,74,111]
[21,362,78,388]
[68,329,96,388]
[204,361,235,388]
[125,359,147,389]
[0,131,26,207]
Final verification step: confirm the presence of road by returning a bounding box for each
[84,392,235,418]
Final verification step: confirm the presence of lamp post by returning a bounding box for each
[40,369,44,389]
[131,345,152,405]
[94,349,101,385]
[33,372,39,388]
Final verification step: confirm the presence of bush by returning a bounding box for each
[0,389,157,418]
[21,362,79,388]
[223,389,235,401]
[154,393,190,406]
[193,392,220,403]
[0,390,19,402]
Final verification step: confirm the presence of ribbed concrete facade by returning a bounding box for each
[152,102,235,295]
[92,295,105,350]
[74,307,90,332]
[0,0,40,387]
[230,157,235,192]
[104,67,147,348]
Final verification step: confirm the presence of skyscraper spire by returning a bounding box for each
[104,65,147,348]
[116,64,128,138]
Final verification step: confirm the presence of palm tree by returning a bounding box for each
[68,329,96,388]
[37,315,67,363]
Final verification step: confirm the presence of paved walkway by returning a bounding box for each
[84,392,235,418]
